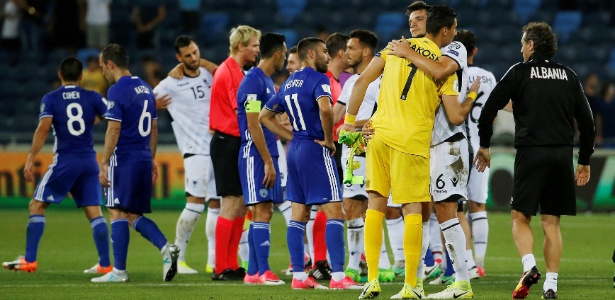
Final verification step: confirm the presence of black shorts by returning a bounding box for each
[334,141,343,186]
[512,146,576,216]
[210,131,243,197]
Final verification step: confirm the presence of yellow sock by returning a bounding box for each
[365,209,384,281]
[404,214,422,286]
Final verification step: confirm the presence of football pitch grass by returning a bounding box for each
[0,208,613,299]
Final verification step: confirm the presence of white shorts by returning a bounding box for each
[184,155,220,200]
[277,140,287,188]
[341,146,368,199]
[467,165,489,204]
[430,140,469,202]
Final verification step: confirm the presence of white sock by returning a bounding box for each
[544,272,558,292]
[467,249,476,269]
[522,254,536,273]
[278,201,292,226]
[346,218,364,270]
[175,203,204,262]
[306,207,317,263]
[205,207,219,267]
[379,229,391,269]
[332,271,345,281]
[386,217,405,262]
[470,211,488,267]
[416,222,429,280]
[440,218,470,282]
[293,270,308,281]
[238,228,249,264]
[429,213,444,262]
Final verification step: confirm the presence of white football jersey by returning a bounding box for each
[465,65,498,153]
[154,67,214,155]
[432,41,469,146]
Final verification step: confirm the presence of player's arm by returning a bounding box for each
[259,108,293,141]
[477,66,518,149]
[246,100,276,188]
[168,58,218,79]
[387,38,458,80]
[199,58,218,75]
[342,57,384,132]
[315,96,335,155]
[441,78,480,126]
[333,101,346,124]
[150,119,159,182]
[24,117,52,182]
[99,120,121,187]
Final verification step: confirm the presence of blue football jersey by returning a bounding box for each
[237,67,279,158]
[104,76,157,161]
[39,85,107,154]
[264,67,332,141]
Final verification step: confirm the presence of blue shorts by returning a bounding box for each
[286,139,341,206]
[105,160,152,214]
[239,155,283,206]
[33,153,102,207]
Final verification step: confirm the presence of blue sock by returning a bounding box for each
[444,250,455,276]
[111,219,129,270]
[133,216,167,250]
[325,219,345,273]
[425,247,434,267]
[287,220,306,273]
[90,217,111,267]
[253,222,271,275]
[247,223,258,275]
[25,215,45,262]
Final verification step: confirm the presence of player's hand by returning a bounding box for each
[473,148,491,172]
[340,122,356,133]
[155,93,172,110]
[152,161,158,183]
[315,139,336,156]
[575,164,590,186]
[168,63,185,79]
[469,77,480,93]
[386,36,411,59]
[263,161,277,189]
[99,162,110,187]
[362,119,374,143]
[24,158,34,182]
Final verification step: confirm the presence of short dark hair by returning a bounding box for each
[174,35,197,54]
[406,1,431,16]
[298,37,324,61]
[325,32,349,56]
[426,5,457,35]
[522,22,558,58]
[289,45,298,54]
[349,29,378,55]
[59,57,82,81]
[260,32,286,59]
[100,43,129,69]
[454,30,477,55]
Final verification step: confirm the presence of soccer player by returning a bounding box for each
[341,5,461,299]
[2,57,111,275]
[236,32,287,285]
[259,37,362,290]
[457,29,498,277]
[92,43,180,283]
[475,22,594,300]
[152,35,220,275]
[209,25,261,281]
[286,46,301,74]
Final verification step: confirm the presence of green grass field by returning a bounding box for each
[0,208,613,299]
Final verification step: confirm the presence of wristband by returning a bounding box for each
[467,92,477,101]
[344,114,357,125]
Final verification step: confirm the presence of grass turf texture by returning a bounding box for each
[0,208,613,299]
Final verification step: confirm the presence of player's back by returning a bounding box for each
[276,67,332,141]
[466,66,497,152]
[40,85,107,154]
[104,76,157,161]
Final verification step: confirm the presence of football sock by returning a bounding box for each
[544,272,558,292]
[332,271,345,281]
[247,223,258,276]
[425,248,434,266]
[306,207,317,264]
[25,215,45,263]
[440,218,470,282]
[214,216,233,273]
[90,216,111,267]
[313,211,327,265]
[346,217,364,270]
[444,250,454,276]
[175,203,204,262]
[365,209,384,281]
[429,213,443,262]
[205,207,219,268]
[522,254,537,272]
[288,220,307,273]
[470,211,488,267]
[252,222,271,275]
[416,222,429,280]
[404,214,422,286]
[467,249,476,268]
[133,216,167,250]
[386,216,405,262]
[277,201,292,226]
[111,218,129,271]
[378,231,391,269]
[325,219,345,273]
[227,216,245,270]
[238,227,249,268]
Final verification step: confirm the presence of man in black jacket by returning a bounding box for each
[473,22,594,300]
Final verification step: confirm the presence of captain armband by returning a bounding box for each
[245,100,262,113]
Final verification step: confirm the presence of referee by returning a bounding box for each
[474,22,594,300]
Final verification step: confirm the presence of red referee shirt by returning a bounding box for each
[325,70,344,141]
[210,57,244,137]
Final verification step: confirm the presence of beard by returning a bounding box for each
[184,62,199,71]
[315,60,328,73]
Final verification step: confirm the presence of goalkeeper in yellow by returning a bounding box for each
[340,5,463,299]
